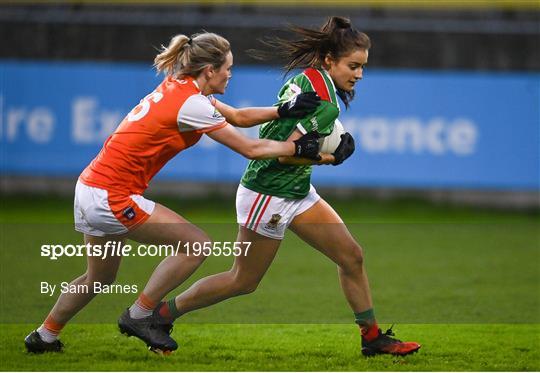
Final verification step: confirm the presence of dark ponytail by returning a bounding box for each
[250,16,370,108]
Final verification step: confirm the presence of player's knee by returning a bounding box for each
[87,273,117,286]
[186,250,207,265]
[98,274,117,286]
[231,276,259,296]
[340,244,364,274]
[237,282,259,295]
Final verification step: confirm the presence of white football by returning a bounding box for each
[319,119,345,153]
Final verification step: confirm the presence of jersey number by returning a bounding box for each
[127,91,164,122]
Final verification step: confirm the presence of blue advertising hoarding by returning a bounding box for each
[1,60,539,190]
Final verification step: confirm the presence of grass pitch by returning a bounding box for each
[1,193,539,371]
[2,324,539,371]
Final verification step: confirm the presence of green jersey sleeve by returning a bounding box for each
[295,100,339,137]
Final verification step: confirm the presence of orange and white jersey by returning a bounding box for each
[79,76,227,195]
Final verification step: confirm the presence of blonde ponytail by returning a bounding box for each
[153,32,230,78]
[153,34,190,76]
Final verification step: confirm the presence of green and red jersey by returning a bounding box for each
[241,68,340,199]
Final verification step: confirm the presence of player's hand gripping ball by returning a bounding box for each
[319,119,355,166]
[332,132,355,165]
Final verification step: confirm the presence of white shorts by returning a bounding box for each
[236,184,321,240]
[74,180,155,237]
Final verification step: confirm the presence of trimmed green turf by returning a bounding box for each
[1,324,539,371]
[1,194,539,370]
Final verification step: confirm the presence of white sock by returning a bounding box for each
[129,302,153,319]
[37,325,58,343]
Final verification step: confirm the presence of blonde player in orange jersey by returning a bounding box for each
[25,32,322,354]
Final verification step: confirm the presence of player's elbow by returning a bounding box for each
[226,115,241,127]
[231,114,251,128]
[227,111,249,127]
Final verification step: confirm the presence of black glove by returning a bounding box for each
[332,133,355,165]
[293,131,321,160]
[277,92,321,118]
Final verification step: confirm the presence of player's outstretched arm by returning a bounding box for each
[206,124,320,160]
[213,101,278,128]
[213,92,320,128]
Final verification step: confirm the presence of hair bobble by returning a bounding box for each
[333,17,351,29]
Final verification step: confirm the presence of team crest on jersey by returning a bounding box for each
[265,214,282,231]
[123,206,136,220]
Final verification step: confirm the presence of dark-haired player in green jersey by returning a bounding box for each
[155,17,421,357]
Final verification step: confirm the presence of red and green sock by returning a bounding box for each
[354,308,379,342]
[158,298,183,321]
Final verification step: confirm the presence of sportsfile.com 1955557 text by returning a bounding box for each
[40,241,252,260]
